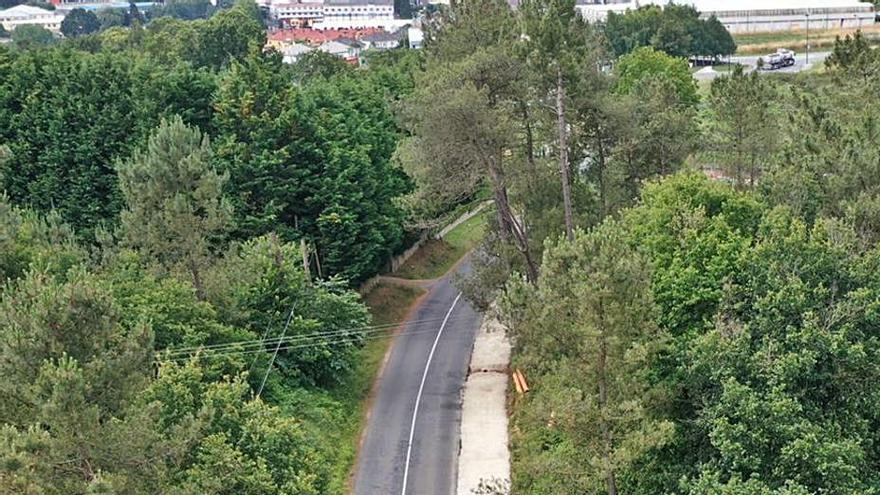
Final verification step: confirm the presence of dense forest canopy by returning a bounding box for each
[0,2,421,492]
[4,0,880,493]
[605,4,736,59]
[0,2,416,283]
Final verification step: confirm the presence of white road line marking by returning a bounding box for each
[400,292,463,495]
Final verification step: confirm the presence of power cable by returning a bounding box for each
[159,315,470,357]
[247,313,276,378]
[156,322,474,364]
[257,303,295,398]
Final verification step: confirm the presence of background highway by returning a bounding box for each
[353,263,481,495]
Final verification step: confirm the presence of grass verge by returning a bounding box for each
[323,282,426,493]
[394,210,489,280]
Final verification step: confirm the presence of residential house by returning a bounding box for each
[359,28,401,49]
[319,39,360,62]
[280,42,314,63]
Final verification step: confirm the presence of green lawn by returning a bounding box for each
[394,210,489,280]
[322,282,426,493]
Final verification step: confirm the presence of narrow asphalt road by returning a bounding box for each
[353,262,481,495]
[693,51,831,80]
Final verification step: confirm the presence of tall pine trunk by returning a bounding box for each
[597,300,619,495]
[556,67,574,241]
[487,153,539,283]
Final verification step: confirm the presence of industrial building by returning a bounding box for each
[577,0,876,33]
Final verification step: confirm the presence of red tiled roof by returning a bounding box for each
[267,27,384,46]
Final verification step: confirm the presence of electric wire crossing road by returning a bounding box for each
[354,265,482,495]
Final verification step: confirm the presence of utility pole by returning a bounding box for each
[806,11,811,65]
[301,238,311,284]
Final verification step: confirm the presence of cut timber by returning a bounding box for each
[515,369,529,393]
[512,370,524,394]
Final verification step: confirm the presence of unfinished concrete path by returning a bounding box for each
[456,315,511,494]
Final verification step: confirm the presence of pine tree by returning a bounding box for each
[519,0,591,239]
[117,116,232,298]
[504,221,673,494]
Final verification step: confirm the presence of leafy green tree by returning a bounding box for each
[0,24,8,38]
[11,24,53,48]
[194,4,265,69]
[117,116,232,298]
[623,174,762,336]
[699,15,737,59]
[142,16,202,65]
[142,361,332,494]
[406,0,539,280]
[605,5,663,58]
[504,220,673,495]
[132,60,218,132]
[761,83,880,246]
[0,196,86,284]
[681,211,880,494]
[612,76,698,200]
[0,270,157,493]
[206,235,371,387]
[213,52,408,283]
[614,46,698,107]
[102,251,248,351]
[96,7,126,30]
[60,8,100,38]
[649,3,695,58]
[289,49,353,82]
[152,0,214,20]
[0,49,147,235]
[605,4,735,59]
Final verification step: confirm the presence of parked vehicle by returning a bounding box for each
[762,48,796,70]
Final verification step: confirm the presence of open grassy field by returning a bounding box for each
[395,210,489,280]
[734,24,880,54]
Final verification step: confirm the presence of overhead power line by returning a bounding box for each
[155,323,473,364]
[158,315,471,358]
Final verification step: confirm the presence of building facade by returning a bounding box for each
[270,0,324,27]
[0,5,65,32]
[269,0,397,29]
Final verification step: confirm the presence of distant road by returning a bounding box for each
[353,262,481,495]
[693,51,830,80]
